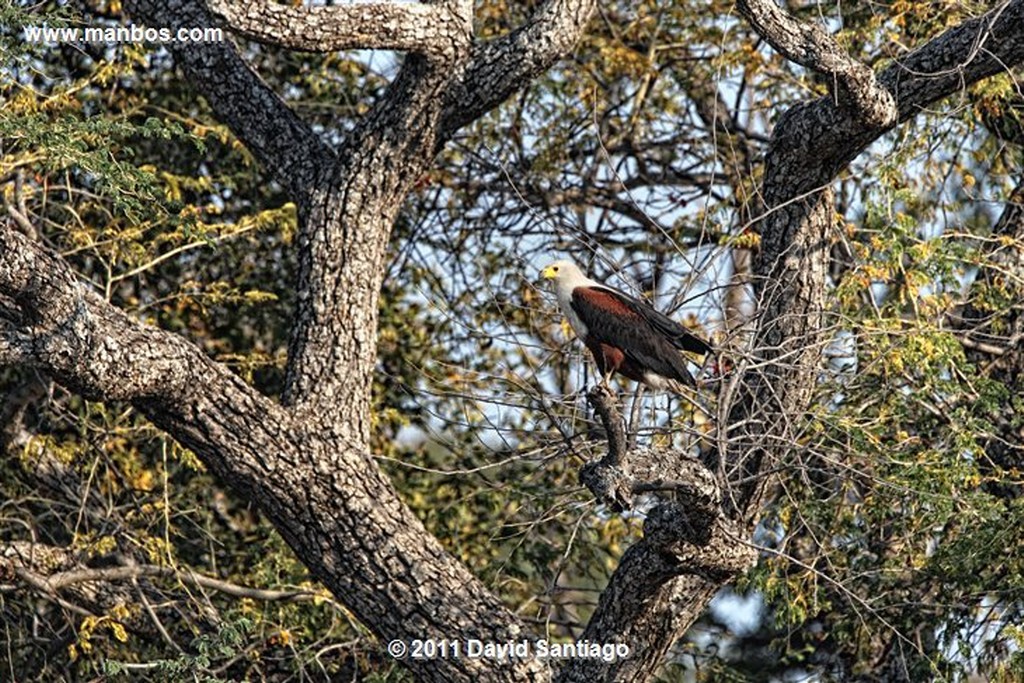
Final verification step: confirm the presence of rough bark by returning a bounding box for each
[0,227,551,682]
[206,0,465,55]
[561,2,1024,680]
[3,1,1024,682]
[564,390,755,682]
[6,0,598,680]
[720,0,1024,521]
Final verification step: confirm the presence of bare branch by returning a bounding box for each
[207,0,467,57]
[5,205,36,239]
[42,563,323,604]
[560,454,754,682]
[579,386,633,510]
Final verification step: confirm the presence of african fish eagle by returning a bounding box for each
[540,260,711,392]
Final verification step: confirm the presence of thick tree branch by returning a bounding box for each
[125,0,334,200]
[771,0,1024,191]
[207,0,466,57]
[280,53,470,428]
[0,225,547,682]
[128,0,594,437]
[563,388,755,682]
[563,4,1024,680]
[723,0,1024,522]
[0,231,212,403]
[439,0,597,140]
[883,0,1024,121]
[0,331,29,366]
[736,0,897,126]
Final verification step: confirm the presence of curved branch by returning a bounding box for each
[736,0,897,126]
[563,389,754,682]
[724,0,1024,520]
[207,0,466,57]
[563,4,1024,680]
[0,225,548,682]
[769,0,1024,192]
[0,230,211,403]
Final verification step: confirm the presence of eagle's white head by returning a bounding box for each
[539,259,599,337]
[540,259,592,289]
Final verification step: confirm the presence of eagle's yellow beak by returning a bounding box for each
[540,265,558,280]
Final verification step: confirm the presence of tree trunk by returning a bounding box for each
[3,1,1024,681]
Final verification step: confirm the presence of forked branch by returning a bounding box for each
[736,0,896,126]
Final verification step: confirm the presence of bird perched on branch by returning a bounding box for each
[540,259,711,393]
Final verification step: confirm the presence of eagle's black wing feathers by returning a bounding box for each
[570,286,709,386]
[607,289,711,355]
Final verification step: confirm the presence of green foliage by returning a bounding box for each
[3,0,1023,681]
[99,617,254,682]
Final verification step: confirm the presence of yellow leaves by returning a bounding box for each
[311,587,335,607]
[737,42,765,69]
[110,622,129,643]
[371,407,407,433]
[77,608,131,655]
[592,515,640,563]
[73,532,118,558]
[21,434,82,467]
[268,629,293,647]
[242,289,278,304]
[131,468,156,492]
[173,443,205,472]
[140,536,174,564]
[597,44,651,79]
[186,121,235,147]
[722,230,761,249]
[94,535,119,557]
[859,263,890,281]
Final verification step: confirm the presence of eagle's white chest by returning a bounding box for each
[555,283,589,339]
